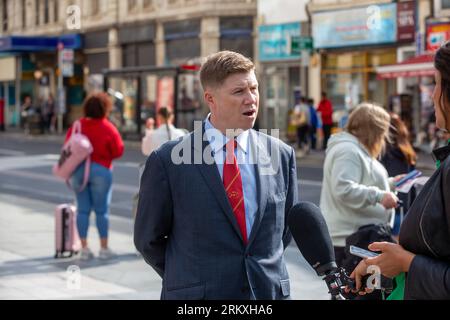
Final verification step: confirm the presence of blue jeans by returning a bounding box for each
[71,162,113,239]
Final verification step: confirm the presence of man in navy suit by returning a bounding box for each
[134,51,298,300]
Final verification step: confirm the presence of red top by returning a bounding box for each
[65,117,124,169]
[317,98,333,125]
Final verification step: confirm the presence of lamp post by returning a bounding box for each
[57,41,65,134]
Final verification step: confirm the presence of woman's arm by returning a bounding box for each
[405,255,450,299]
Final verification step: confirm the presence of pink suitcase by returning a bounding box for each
[55,204,81,258]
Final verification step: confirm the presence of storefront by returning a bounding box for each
[258,22,305,133]
[0,55,17,127]
[0,34,83,128]
[312,2,402,117]
[376,53,435,143]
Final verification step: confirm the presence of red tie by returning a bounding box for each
[223,140,248,244]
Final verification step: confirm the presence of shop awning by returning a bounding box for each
[0,34,82,53]
[376,54,435,79]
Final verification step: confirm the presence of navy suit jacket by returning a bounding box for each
[134,124,298,300]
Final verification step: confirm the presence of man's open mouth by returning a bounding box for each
[243,110,256,116]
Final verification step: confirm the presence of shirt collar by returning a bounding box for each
[204,114,249,154]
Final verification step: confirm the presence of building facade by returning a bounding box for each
[256,0,310,135]
[0,0,257,135]
[307,0,443,144]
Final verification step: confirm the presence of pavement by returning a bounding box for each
[0,192,330,300]
[0,128,437,300]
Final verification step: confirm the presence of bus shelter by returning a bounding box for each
[103,65,204,140]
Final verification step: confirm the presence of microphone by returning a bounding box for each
[288,202,356,299]
[288,201,337,276]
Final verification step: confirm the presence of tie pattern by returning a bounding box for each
[223,140,247,244]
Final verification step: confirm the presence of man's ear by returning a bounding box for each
[204,90,216,111]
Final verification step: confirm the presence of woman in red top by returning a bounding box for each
[66,93,124,260]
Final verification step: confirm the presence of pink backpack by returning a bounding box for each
[53,120,93,192]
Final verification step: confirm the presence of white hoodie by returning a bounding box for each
[319,132,395,247]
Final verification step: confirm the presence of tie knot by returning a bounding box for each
[224,139,237,152]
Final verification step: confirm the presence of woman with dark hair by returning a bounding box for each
[65,92,124,260]
[380,113,417,237]
[350,42,450,299]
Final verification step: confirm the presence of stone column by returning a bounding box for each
[108,27,122,70]
[155,21,165,66]
[200,16,220,57]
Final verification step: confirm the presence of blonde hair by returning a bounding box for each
[346,103,391,158]
[200,51,254,90]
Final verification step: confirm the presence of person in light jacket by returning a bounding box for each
[319,103,404,267]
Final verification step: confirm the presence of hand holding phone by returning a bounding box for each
[349,245,379,259]
[395,169,422,187]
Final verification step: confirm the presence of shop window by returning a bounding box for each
[219,16,254,58]
[369,50,396,67]
[166,38,200,65]
[164,20,201,64]
[323,52,365,69]
[220,38,253,59]
[108,77,138,134]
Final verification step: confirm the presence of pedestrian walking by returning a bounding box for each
[317,91,333,149]
[307,98,321,150]
[65,92,124,260]
[293,97,311,152]
[43,94,56,133]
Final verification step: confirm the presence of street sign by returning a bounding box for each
[290,36,313,55]
[62,49,74,61]
[61,49,74,77]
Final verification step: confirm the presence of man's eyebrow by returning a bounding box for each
[232,82,258,89]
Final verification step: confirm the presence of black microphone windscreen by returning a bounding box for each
[288,202,337,276]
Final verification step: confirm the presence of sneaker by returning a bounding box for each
[98,248,116,260]
[79,247,94,261]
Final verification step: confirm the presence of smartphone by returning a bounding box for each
[349,245,379,259]
[395,169,422,187]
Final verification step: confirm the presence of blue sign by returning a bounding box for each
[259,22,301,61]
[0,34,82,52]
[312,3,397,49]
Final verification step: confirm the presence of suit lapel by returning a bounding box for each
[247,131,271,246]
[192,124,244,243]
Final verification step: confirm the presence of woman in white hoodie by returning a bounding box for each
[320,103,402,267]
